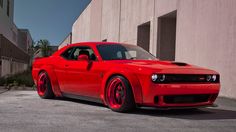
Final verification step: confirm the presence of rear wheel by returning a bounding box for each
[37,71,54,99]
[106,76,136,112]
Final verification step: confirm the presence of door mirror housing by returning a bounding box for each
[78,55,89,61]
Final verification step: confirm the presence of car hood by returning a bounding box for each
[107,60,218,74]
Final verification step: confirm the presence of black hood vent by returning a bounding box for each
[171,62,188,66]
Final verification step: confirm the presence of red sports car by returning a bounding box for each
[32,42,220,112]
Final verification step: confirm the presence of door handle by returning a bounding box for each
[65,64,69,67]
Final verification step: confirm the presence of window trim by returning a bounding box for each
[60,47,75,60]
[60,46,98,61]
[96,44,157,61]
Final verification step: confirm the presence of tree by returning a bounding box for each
[35,39,51,57]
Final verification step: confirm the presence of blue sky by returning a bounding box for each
[14,0,91,45]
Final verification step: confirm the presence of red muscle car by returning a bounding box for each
[32,42,220,112]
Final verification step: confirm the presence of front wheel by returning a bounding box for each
[105,76,136,112]
[37,71,54,99]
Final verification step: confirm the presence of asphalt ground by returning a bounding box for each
[0,89,236,132]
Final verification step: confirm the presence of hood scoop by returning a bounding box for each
[171,62,188,66]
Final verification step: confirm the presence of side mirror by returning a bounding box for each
[78,55,89,61]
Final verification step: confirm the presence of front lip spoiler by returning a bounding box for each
[140,104,218,110]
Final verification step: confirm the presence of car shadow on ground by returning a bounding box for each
[132,107,236,120]
[54,97,236,120]
[54,97,105,107]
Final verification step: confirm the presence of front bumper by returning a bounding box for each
[141,83,220,107]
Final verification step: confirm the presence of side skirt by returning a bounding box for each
[61,92,103,104]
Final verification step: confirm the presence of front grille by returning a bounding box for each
[163,94,210,104]
[157,74,219,83]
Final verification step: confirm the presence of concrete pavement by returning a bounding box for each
[0,90,236,132]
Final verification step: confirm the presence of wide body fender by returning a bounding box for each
[39,65,62,97]
[100,68,143,105]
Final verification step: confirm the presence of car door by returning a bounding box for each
[64,46,102,98]
[54,47,75,93]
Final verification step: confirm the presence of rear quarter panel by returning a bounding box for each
[32,56,62,96]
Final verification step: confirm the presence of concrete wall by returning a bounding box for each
[71,0,236,99]
[153,0,177,55]
[0,0,32,77]
[1,58,11,77]
[72,0,154,44]
[17,29,33,53]
[1,58,27,77]
[58,33,72,49]
[100,0,120,42]
[90,0,102,41]
[175,0,236,99]
[0,0,17,45]
[72,1,92,42]
[0,0,14,21]
[120,0,154,44]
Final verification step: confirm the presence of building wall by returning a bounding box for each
[90,0,102,41]
[58,33,72,49]
[72,1,92,43]
[152,0,177,55]
[1,59,11,77]
[119,0,154,44]
[0,0,17,45]
[100,0,120,42]
[175,0,236,99]
[1,58,28,77]
[71,0,236,99]
[0,35,30,77]
[0,0,31,76]
[18,29,33,53]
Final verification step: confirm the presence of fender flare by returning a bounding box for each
[39,65,62,97]
[100,68,143,105]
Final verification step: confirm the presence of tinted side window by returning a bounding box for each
[70,47,97,61]
[70,48,80,60]
[97,45,127,60]
[97,44,157,60]
[61,46,97,61]
[61,48,74,59]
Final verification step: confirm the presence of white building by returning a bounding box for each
[58,33,72,49]
[59,0,236,99]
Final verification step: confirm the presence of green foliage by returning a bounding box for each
[0,70,34,87]
[35,39,52,57]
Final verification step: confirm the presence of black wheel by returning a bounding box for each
[105,75,136,112]
[37,71,55,99]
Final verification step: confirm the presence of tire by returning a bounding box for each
[105,75,136,112]
[37,71,55,99]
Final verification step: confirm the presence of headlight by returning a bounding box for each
[151,74,166,82]
[212,75,217,81]
[206,75,212,82]
[151,74,158,82]
[206,75,218,82]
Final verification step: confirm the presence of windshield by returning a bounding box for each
[97,44,157,60]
